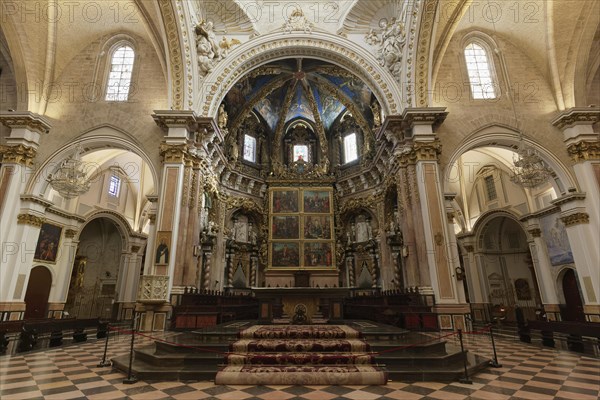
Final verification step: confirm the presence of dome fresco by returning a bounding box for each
[223,59,378,134]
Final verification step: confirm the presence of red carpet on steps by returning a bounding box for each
[215,324,387,385]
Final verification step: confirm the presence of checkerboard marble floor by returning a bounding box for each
[1,329,598,400]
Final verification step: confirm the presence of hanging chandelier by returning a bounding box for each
[47,144,92,199]
[510,138,552,188]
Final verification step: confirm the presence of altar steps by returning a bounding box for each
[215,324,387,385]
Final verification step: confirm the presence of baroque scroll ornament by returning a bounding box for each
[365,17,406,81]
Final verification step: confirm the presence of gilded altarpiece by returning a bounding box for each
[268,187,335,271]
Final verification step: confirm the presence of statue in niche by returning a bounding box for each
[218,104,228,129]
[366,218,373,240]
[371,100,382,127]
[248,227,257,245]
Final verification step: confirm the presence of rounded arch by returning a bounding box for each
[442,124,578,194]
[26,127,160,199]
[196,31,403,118]
[78,210,142,250]
[0,18,30,110]
[472,208,527,249]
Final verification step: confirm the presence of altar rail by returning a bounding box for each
[170,288,259,330]
[344,289,438,331]
[0,318,108,355]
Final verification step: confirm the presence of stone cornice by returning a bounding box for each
[550,193,586,207]
[17,213,45,227]
[20,195,54,209]
[560,212,589,227]
[519,205,561,222]
[152,110,198,131]
[46,207,86,223]
[0,111,52,134]
[551,107,600,130]
[0,144,37,166]
[402,107,448,131]
[567,141,600,162]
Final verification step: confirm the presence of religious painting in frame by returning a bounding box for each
[271,216,299,239]
[154,231,172,265]
[271,190,298,213]
[271,242,300,267]
[304,215,332,240]
[303,242,333,267]
[303,190,331,213]
[34,223,63,263]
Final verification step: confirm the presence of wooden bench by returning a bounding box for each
[523,320,600,352]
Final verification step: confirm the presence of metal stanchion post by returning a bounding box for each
[457,329,472,384]
[488,324,502,368]
[123,313,138,384]
[97,323,111,367]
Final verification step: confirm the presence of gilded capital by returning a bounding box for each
[567,141,600,163]
[560,212,589,227]
[17,213,45,227]
[0,144,37,166]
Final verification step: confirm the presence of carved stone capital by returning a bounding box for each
[463,244,474,253]
[17,213,45,227]
[560,212,589,227]
[527,228,542,237]
[551,107,600,130]
[395,139,442,165]
[64,229,78,239]
[148,214,157,224]
[131,245,141,253]
[0,144,37,166]
[0,111,52,134]
[567,141,600,163]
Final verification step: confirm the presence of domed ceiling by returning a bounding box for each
[223,58,379,135]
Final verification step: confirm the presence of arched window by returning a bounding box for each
[105,45,135,101]
[343,133,358,164]
[464,42,496,99]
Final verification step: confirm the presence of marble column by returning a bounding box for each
[0,112,52,320]
[552,108,600,319]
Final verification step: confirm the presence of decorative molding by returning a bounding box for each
[131,245,142,253]
[415,0,437,107]
[567,141,600,162]
[17,213,45,227]
[560,212,589,227]
[158,0,184,110]
[20,194,53,208]
[551,107,600,130]
[0,144,37,166]
[403,107,448,131]
[46,207,87,223]
[0,111,52,134]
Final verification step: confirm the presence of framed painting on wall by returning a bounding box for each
[271,242,300,267]
[155,231,172,265]
[272,190,298,213]
[304,242,333,267]
[303,190,331,213]
[304,215,331,239]
[271,216,299,239]
[34,223,63,263]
